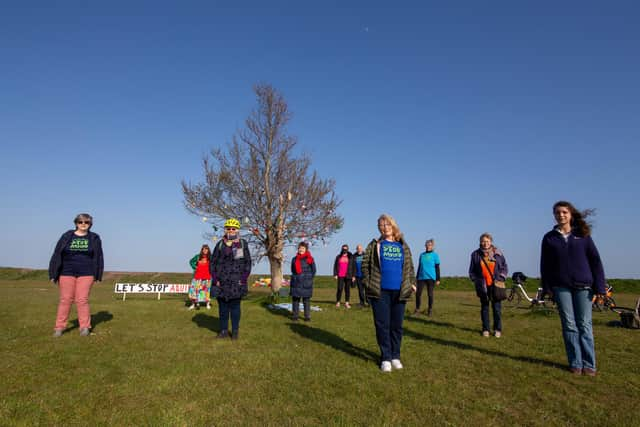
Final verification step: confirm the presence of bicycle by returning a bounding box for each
[504,272,555,310]
[592,283,616,311]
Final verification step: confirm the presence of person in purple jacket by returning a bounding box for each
[541,201,606,377]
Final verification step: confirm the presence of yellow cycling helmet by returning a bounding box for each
[224,218,241,229]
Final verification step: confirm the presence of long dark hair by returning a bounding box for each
[553,201,595,237]
[199,244,211,260]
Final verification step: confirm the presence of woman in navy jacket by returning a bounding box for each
[290,241,316,321]
[541,201,606,376]
[48,213,104,337]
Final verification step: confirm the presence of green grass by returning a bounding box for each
[1,273,639,426]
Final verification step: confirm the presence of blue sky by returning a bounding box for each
[1,1,639,278]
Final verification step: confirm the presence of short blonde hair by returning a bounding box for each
[378,214,403,241]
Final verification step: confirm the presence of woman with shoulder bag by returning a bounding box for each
[469,233,508,338]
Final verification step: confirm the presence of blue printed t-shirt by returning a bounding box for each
[354,253,364,277]
[380,240,404,290]
[417,251,440,280]
[61,234,94,277]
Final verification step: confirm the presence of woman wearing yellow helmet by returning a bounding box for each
[210,218,252,340]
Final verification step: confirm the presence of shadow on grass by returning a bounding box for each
[66,310,113,333]
[260,301,293,319]
[403,327,566,371]
[288,323,378,363]
[192,312,220,333]
[405,315,477,333]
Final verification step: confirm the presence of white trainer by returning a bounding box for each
[188,304,196,310]
[206,303,211,310]
[380,361,392,373]
[391,359,404,370]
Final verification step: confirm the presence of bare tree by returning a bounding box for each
[182,84,343,291]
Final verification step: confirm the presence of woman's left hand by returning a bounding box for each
[411,285,417,293]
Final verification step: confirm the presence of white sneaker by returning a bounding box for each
[188,304,196,310]
[345,302,351,309]
[380,361,392,372]
[494,331,502,338]
[206,303,211,310]
[335,302,340,308]
[391,359,404,370]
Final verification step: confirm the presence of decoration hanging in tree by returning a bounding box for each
[181,83,343,293]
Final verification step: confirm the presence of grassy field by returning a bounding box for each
[1,270,639,426]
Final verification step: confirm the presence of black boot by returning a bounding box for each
[231,330,239,341]
[216,330,229,339]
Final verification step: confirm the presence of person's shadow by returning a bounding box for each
[66,310,113,332]
[288,323,378,363]
[405,315,478,333]
[192,312,220,333]
[260,301,294,319]
[403,326,566,370]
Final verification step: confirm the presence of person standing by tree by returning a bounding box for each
[48,213,104,337]
[188,244,212,310]
[541,201,606,376]
[353,244,368,307]
[210,218,252,340]
[333,244,354,308]
[290,241,316,321]
[415,239,441,316]
[362,214,416,372]
[469,233,508,338]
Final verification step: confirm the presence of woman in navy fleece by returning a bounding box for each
[541,201,606,376]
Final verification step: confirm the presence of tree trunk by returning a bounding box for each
[269,256,283,293]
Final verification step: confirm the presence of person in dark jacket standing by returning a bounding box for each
[362,214,416,372]
[353,244,368,307]
[290,241,316,321]
[469,233,508,338]
[48,213,104,337]
[210,218,252,340]
[333,244,355,309]
[541,201,606,376]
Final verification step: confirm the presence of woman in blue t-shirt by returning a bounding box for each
[362,214,416,372]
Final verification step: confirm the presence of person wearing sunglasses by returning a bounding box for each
[48,213,104,337]
[210,218,252,340]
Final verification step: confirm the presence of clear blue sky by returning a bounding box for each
[2,1,639,278]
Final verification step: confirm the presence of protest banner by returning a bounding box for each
[114,283,190,301]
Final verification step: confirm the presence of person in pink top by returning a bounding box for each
[333,244,355,308]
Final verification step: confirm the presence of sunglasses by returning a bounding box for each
[224,227,238,231]
[76,221,91,225]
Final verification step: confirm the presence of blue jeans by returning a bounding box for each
[480,295,502,332]
[553,287,596,370]
[217,298,241,332]
[369,289,406,361]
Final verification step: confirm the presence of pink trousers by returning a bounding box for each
[55,275,94,330]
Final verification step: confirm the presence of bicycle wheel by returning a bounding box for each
[606,296,617,311]
[504,288,521,309]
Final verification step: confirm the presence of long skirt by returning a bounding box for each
[189,278,211,303]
